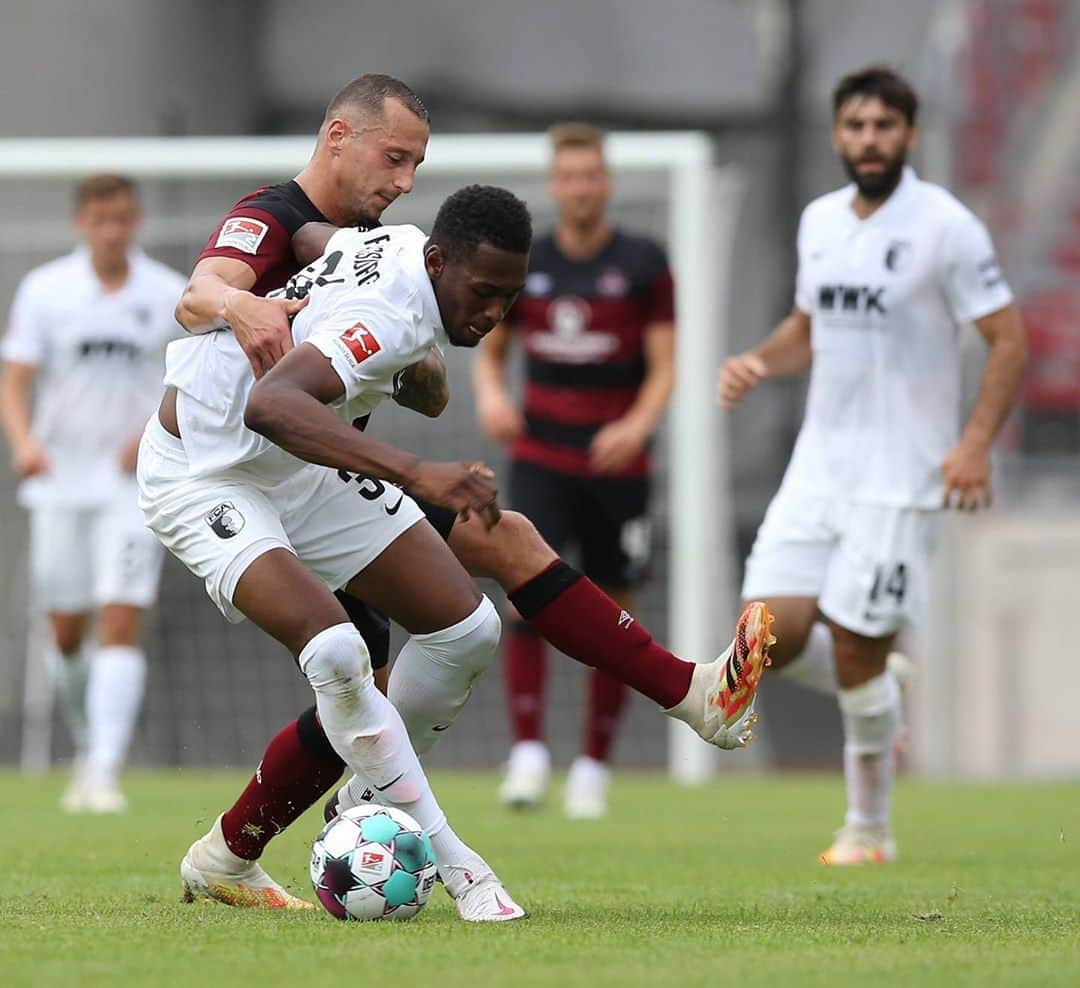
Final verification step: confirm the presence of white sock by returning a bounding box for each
[837,670,901,830]
[388,596,501,755]
[300,623,477,870]
[51,644,89,755]
[86,645,147,786]
[777,621,838,695]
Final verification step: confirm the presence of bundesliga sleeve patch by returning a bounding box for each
[215,217,270,254]
[337,322,382,365]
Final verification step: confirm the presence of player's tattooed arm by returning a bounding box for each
[292,222,341,267]
[393,350,450,418]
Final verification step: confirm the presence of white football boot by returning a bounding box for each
[819,824,898,865]
[499,740,551,809]
[180,813,313,909]
[563,756,610,820]
[664,601,775,749]
[441,860,526,922]
[83,782,128,814]
[60,757,88,813]
[79,765,127,814]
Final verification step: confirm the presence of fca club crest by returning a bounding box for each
[884,239,912,273]
[205,501,246,539]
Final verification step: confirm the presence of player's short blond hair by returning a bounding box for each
[73,173,137,209]
[548,123,606,157]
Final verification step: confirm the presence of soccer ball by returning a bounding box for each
[310,805,438,921]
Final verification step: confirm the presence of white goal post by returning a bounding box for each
[0,133,742,783]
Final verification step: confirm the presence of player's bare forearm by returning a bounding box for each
[0,361,35,448]
[245,347,421,485]
[472,324,511,406]
[472,323,524,442]
[961,304,1027,448]
[175,257,260,334]
[622,323,674,436]
[753,307,813,379]
[393,350,449,418]
[246,344,500,525]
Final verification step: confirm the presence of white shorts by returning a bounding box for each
[29,486,165,613]
[136,416,425,623]
[741,485,941,637]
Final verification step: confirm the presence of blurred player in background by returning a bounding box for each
[474,124,675,819]
[719,66,1026,864]
[173,76,765,910]
[0,174,186,812]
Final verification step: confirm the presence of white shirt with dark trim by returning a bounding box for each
[1,247,186,507]
[784,167,1014,509]
[164,224,446,486]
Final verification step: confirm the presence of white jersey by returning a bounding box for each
[786,167,1014,508]
[1,247,186,508]
[164,224,445,486]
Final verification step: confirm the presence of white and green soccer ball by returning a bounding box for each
[311,805,438,921]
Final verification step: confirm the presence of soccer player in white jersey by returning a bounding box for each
[0,174,186,812]
[718,66,1027,864]
[141,187,537,921]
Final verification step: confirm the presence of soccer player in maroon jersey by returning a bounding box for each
[474,124,677,818]
[172,77,771,910]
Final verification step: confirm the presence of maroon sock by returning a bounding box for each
[504,623,547,742]
[221,706,344,860]
[509,561,693,710]
[584,669,629,762]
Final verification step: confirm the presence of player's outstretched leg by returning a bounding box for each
[664,602,775,748]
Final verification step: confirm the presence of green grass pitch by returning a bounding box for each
[0,770,1077,986]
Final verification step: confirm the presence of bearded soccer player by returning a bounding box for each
[719,66,1026,865]
[473,124,676,818]
[174,75,771,911]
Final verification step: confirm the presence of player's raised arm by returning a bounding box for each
[244,344,500,529]
[717,305,812,410]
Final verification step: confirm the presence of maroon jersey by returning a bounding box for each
[507,230,675,478]
[196,180,332,296]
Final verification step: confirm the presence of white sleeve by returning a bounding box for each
[158,270,189,344]
[939,213,1014,324]
[793,210,812,313]
[1,275,48,366]
[304,301,407,403]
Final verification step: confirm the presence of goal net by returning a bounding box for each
[0,133,742,782]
